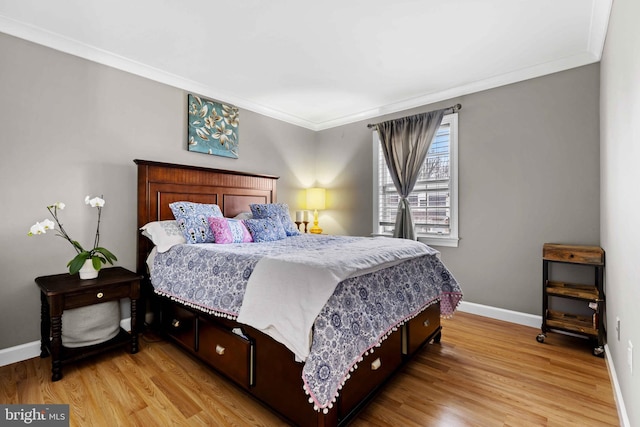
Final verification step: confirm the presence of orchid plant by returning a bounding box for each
[28,196,117,275]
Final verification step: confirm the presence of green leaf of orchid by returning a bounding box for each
[94,247,117,264]
[67,252,90,275]
[91,256,102,270]
[71,240,85,252]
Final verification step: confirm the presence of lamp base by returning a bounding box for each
[309,225,323,234]
[309,209,322,234]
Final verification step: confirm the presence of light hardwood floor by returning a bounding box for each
[0,312,619,426]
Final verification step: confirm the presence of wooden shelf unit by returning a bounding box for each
[537,243,605,356]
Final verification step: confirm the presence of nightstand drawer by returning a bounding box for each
[198,317,254,387]
[64,283,133,309]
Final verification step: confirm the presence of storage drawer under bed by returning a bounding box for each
[164,304,197,351]
[338,329,402,419]
[402,302,441,356]
[198,317,255,387]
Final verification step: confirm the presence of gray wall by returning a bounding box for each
[0,33,316,349]
[0,31,602,352]
[601,0,640,424]
[317,64,601,315]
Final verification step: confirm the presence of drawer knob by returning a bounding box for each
[216,345,226,356]
[96,292,104,299]
[423,319,430,327]
[371,357,382,371]
[171,319,180,328]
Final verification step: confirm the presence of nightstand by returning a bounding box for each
[36,266,142,381]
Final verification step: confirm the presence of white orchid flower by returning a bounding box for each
[28,222,45,236]
[28,219,55,236]
[85,196,105,208]
[47,202,65,210]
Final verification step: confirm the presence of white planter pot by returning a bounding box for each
[78,259,99,279]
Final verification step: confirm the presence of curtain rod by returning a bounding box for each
[366,103,462,129]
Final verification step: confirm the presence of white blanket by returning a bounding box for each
[236,236,436,361]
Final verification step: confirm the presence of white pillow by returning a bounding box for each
[140,220,186,253]
[233,211,253,220]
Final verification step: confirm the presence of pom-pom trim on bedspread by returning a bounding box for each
[302,291,463,413]
[154,288,239,320]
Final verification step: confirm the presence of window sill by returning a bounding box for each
[370,233,459,248]
[417,236,459,248]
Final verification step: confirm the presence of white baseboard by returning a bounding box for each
[0,317,132,368]
[605,344,631,427]
[0,340,41,367]
[457,301,542,328]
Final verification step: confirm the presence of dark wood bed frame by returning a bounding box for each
[135,159,442,426]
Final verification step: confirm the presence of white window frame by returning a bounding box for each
[372,113,459,247]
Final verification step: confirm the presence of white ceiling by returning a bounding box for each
[0,0,612,131]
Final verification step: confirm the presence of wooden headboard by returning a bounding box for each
[135,159,279,275]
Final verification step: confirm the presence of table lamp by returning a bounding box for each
[306,188,326,234]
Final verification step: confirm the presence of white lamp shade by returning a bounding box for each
[306,188,326,210]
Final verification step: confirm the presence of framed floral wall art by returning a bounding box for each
[187,94,239,159]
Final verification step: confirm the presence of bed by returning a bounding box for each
[135,159,462,426]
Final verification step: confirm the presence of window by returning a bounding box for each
[372,113,459,247]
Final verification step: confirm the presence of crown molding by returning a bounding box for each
[313,51,600,130]
[587,0,613,59]
[1,0,611,132]
[0,14,319,130]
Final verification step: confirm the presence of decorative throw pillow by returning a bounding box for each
[249,203,300,236]
[207,217,253,244]
[169,201,223,244]
[244,217,287,242]
[140,220,186,253]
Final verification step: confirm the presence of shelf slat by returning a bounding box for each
[546,310,597,337]
[545,281,599,300]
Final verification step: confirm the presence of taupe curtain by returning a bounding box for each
[377,109,446,240]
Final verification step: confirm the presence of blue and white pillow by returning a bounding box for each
[169,201,223,244]
[243,217,287,242]
[250,203,300,236]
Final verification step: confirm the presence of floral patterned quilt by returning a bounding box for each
[150,234,462,411]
